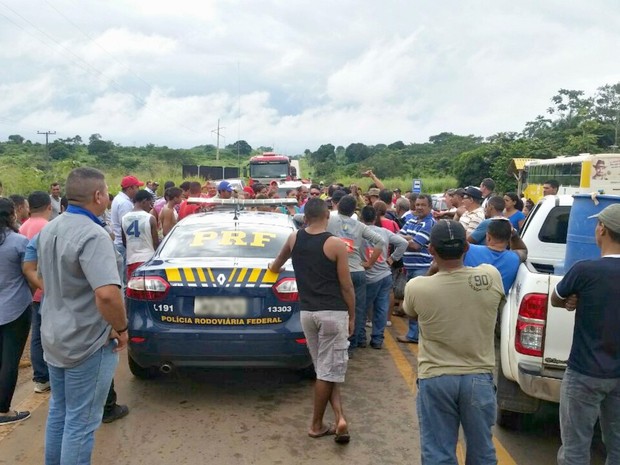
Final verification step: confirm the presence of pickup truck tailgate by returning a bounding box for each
[542,274,575,369]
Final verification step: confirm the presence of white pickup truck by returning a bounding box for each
[497,194,575,427]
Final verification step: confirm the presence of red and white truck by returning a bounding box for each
[247,152,300,186]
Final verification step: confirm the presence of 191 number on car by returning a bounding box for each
[267,306,292,313]
[153,304,175,312]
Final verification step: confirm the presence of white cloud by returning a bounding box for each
[1,0,620,153]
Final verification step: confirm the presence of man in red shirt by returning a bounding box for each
[18,191,52,393]
[178,182,203,219]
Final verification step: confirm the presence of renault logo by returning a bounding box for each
[216,273,227,286]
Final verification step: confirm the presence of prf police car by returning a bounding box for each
[126,199,311,378]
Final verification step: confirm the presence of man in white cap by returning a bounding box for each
[552,203,620,464]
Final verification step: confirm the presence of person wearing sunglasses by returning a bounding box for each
[459,187,485,234]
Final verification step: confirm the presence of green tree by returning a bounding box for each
[226,140,253,156]
[310,144,335,164]
[452,146,500,187]
[8,134,24,144]
[344,143,370,163]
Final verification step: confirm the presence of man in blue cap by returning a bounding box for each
[215,180,234,199]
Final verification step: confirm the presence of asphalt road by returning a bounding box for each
[1,316,607,465]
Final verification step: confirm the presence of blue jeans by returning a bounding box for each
[558,367,620,465]
[405,268,428,341]
[349,271,367,349]
[417,373,497,465]
[366,275,393,346]
[31,302,49,383]
[45,342,119,465]
[114,242,127,285]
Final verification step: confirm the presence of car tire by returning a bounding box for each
[128,353,158,380]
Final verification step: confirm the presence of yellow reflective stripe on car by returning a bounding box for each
[195,267,207,282]
[236,268,248,283]
[165,268,280,287]
[166,268,182,282]
[262,269,279,284]
[248,268,261,283]
[183,268,196,282]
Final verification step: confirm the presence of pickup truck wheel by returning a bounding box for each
[495,359,538,429]
[128,353,158,380]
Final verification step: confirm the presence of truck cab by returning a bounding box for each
[497,195,574,426]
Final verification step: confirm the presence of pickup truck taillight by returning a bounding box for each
[126,276,170,301]
[515,293,548,357]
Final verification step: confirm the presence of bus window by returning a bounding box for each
[569,162,582,186]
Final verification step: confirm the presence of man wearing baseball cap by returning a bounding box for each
[403,220,504,463]
[111,175,144,274]
[458,186,485,234]
[552,203,620,464]
[215,180,234,199]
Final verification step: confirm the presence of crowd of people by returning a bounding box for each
[0,169,617,464]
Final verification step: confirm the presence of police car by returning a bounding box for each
[126,198,311,378]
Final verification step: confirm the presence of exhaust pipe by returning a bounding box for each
[159,362,174,374]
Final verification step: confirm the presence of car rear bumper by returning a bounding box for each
[128,331,312,370]
[517,362,565,403]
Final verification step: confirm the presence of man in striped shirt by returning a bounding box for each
[397,194,436,343]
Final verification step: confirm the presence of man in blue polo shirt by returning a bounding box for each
[397,194,436,343]
[464,218,527,294]
[551,203,620,465]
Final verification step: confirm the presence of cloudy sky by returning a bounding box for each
[1,0,619,154]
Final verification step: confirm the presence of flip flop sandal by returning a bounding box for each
[334,431,351,444]
[308,423,336,438]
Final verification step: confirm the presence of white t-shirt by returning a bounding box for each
[50,195,62,220]
[121,210,155,264]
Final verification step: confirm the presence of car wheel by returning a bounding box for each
[128,353,158,380]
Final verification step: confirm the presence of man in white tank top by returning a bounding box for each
[121,190,159,280]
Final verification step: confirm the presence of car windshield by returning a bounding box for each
[250,163,289,179]
[159,222,292,259]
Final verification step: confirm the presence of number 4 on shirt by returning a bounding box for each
[126,220,140,238]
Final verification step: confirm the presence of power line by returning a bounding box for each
[37,130,56,157]
[212,119,225,161]
[0,1,200,136]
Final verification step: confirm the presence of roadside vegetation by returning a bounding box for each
[2,82,619,195]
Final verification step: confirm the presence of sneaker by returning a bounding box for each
[102,404,129,424]
[365,320,372,328]
[386,321,393,327]
[34,381,51,393]
[370,342,382,350]
[0,410,31,425]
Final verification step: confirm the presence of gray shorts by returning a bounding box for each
[300,311,350,383]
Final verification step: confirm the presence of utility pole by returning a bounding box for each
[211,119,225,161]
[37,130,56,158]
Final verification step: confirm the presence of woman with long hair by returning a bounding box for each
[504,192,526,232]
[373,200,399,233]
[0,198,33,425]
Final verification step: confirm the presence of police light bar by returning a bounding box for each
[187,197,298,206]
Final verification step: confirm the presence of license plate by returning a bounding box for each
[194,297,248,317]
